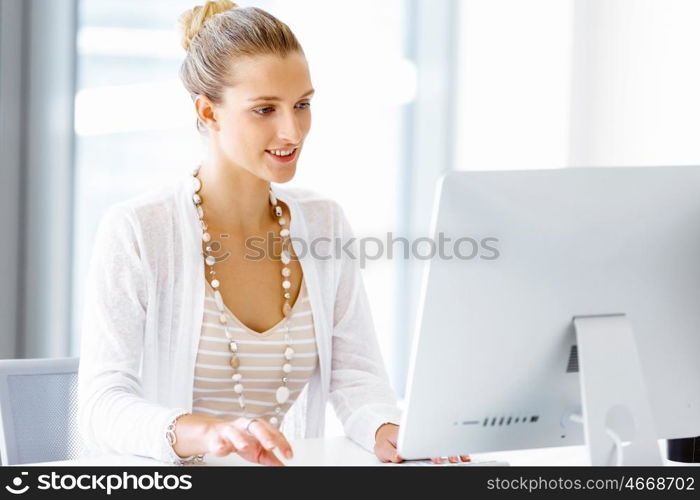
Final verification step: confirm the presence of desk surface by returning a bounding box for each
[23,437,691,467]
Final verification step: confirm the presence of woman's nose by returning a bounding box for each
[277,112,303,144]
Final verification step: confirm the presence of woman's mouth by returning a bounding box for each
[265,148,298,163]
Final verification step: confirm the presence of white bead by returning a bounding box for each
[211,279,220,289]
[275,206,283,217]
[238,395,246,407]
[269,191,277,206]
[200,220,208,231]
[278,217,287,226]
[234,383,243,394]
[281,267,291,277]
[229,341,238,353]
[284,292,291,299]
[214,290,225,311]
[193,193,202,205]
[275,407,282,414]
[270,417,279,426]
[205,255,216,266]
[281,250,291,265]
[282,363,292,374]
[232,373,242,382]
[283,302,292,317]
[197,205,204,218]
[284,347,294,360]
[276,386,290,404]
[192,177,201,192]
[219,313,227,324]
[280,228,290,237]
[192,165,201,176]
[224,329,233,339]
[202,232,211,242]
[282,280,291,289]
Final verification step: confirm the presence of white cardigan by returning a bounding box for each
[77,173,403,463]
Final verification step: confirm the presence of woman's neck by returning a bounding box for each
[196,158,274,235]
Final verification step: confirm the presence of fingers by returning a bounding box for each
[206,418,292,467]
[374,442,403,463]
[207,435,234,457]
[220,422,286,466]
[240,418,294,460]
[257,447,285,467]
[379,453,402,463]
[374,438,393,463]
[218,425,253,455]
[208,428,245,457]
[431,455,471,464]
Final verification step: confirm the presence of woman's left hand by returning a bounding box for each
[374,423,471,464]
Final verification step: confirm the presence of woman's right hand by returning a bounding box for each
[203,416,294,466]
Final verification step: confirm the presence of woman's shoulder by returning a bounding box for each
[276,184,355,215]
[275,184,347,229]
[100,175,184,229]
[89,179,185,259]
[276,184,334,205]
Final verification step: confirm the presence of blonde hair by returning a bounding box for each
[178,0,304,133]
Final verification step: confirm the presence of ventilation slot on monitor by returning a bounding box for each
[566,344,579,373]
[482,415,540,426]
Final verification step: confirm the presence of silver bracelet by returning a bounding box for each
[166,419,179,446]
[178,454,205,465]
[166,414,205,465]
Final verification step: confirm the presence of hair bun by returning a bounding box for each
[179,0,237,52]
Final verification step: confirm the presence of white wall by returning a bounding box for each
[454,0,574,172]
[454,0,700,172]
[569,0,700,167]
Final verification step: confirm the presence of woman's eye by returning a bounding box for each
[254,102,310,116]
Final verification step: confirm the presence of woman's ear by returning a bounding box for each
[194,95,221,132]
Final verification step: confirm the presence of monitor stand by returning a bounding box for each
[572,314,663,466]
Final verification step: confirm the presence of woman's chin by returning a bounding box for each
[266,165,296,184]
[265,158,298,183]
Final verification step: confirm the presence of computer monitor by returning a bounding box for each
[397,166,700,466]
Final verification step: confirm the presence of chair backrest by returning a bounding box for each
[0,357,83,465]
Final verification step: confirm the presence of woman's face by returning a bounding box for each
[210,51,314,184]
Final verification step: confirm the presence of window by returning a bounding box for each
[72,0,204,356]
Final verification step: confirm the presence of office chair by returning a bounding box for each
[0,357,84,465]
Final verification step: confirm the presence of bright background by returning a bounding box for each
[3,0,700,437]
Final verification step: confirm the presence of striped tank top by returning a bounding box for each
[192,278,318,426]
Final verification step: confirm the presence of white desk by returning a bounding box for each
[21,437,691,467]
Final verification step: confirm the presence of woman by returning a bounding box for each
[77,0,468,466]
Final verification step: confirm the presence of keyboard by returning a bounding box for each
[396,459,509,467]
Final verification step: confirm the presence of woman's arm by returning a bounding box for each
[327,202,403,453]
[77,205,192,463]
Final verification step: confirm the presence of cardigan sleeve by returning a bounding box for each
[327,203,403,453]
[76,204,192,463]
